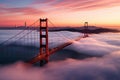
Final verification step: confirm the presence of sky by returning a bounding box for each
[0,0,120,28]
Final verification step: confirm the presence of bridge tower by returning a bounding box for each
[39,18,49,66]
[25,22,27,27]
[84,22,89,37]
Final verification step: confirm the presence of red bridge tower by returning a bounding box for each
[39,18,49,66]
[84,22,89,37]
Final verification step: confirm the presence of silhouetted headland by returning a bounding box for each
[49,26,120,34]
[0,26,119,34]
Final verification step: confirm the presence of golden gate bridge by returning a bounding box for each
[0,18,89,66]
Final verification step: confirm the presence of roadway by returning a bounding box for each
[28,36,84,64]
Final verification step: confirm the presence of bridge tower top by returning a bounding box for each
[84,22,88,28]
[84,22,89,37]
[25,22,27,27]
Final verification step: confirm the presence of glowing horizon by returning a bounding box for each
[0,0,120,28]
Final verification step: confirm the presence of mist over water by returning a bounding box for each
[0,30,120,80]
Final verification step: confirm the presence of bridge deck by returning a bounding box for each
[28,36,84,64]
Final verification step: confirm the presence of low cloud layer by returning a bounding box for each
[0,31,120,80]
[0,51,120,80]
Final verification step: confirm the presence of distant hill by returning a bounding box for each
[49,26,120,34]
[0,26,119,34]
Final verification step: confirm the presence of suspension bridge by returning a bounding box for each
[0,18,89,66]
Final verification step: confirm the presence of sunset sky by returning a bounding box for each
[0,0,120,28]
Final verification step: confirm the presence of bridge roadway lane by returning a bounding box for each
[28,36,84,64]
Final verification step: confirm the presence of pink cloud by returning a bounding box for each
[7,7,45,15]
[33,0,56,4]
[46,0,120,11]
[70,0,120,11]
[0,6,45,15]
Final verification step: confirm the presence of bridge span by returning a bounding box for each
[28,36,84,64]
[0,18,89,66]
[27,18,89,66]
